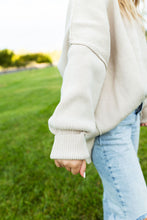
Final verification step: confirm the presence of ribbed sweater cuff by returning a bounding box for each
[50,132,90,160]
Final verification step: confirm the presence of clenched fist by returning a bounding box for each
[54,159,86,178]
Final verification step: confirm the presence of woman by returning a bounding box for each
[48,0,147,219]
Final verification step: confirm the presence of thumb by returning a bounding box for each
[80,160,86,178]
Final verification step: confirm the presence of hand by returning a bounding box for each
[140,122,147,127]
[54,159,86,177]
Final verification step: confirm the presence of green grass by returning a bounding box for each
[0,67,146,220]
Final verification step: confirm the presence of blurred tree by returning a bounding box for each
[0,50,53,68]
[0,49,14,67]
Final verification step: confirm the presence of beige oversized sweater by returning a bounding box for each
[48,0,147,164]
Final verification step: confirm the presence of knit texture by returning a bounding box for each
[48,0,147,164]
[50,132,90,160]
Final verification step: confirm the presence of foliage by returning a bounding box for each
[0,49,14,67]
[0,49,53,68]
[13,53,52,67]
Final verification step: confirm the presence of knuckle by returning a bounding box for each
[72,165,77,169]
[63,162,68,167]
[72,163,79,168]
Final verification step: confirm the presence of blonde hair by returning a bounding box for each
[118,0,146,33]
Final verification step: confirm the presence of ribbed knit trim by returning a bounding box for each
[50,132,90,160]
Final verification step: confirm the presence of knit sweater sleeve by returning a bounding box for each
[48,0,110,162]
[49,44,107,161]
[140,98,147,123]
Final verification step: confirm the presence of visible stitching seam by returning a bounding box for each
[102,147,127,217]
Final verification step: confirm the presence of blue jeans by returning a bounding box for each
[91,102,147,220]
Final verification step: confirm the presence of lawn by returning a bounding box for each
[0,66,146,220]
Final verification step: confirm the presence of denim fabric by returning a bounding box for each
[91,103,147,220]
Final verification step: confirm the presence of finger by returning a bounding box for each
[71,167,80,175]
[54,160,61,167]
[56,160,65,168]
[80,160,86,178]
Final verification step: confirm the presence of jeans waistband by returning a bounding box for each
[135,102,143,115]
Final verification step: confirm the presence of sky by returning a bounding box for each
[0,0,68,53]
[0,0,147,54]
